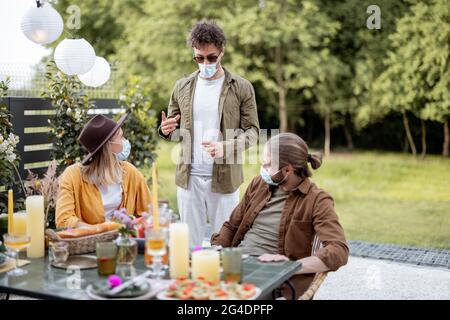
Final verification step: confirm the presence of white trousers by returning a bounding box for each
[177,175,240,248]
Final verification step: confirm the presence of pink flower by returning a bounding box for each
[108,275,122,288]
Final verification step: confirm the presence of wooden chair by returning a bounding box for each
[272,234,327,300]
[298,234,328,300]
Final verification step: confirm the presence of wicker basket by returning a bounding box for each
[46,229,119,255]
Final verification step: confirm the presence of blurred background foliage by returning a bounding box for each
[49,0,449,158]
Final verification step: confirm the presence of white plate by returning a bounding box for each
[85,279,172,300]
[157,286,261,300]
[51,255,98,270]
[86,280,154,300]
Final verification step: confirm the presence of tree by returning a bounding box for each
[111,0,223,111]
[222,0,340,132]
[415,0,450,157]
[51,0,124,58]
[373,0,449,157]
[320,0,410,151]
[313,61,351,157]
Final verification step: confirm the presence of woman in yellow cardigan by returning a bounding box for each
[56,113,151,228]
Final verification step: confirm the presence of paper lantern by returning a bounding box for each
[20,2,63,45]
[78,56,111,87]
[54,38,96,75]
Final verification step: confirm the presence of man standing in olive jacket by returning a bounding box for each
[159,21,260,247]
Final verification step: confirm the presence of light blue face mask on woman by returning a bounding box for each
[112,138,131,161]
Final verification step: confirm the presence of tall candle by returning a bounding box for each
[151,162,159,230]
[169,223,189,279]
[191,250,220,283]
[7,189,14,234]
[26,196,45,258]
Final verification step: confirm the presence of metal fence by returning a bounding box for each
[0,62,119,99]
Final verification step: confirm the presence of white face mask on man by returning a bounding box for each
[195,50,222,78]
[198,62,218,78]
[260,166,289,186]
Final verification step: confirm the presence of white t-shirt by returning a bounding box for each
[190,74,225,176]
[98,183,123,218]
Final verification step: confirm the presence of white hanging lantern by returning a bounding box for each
[20,0,64,45]
[54,38,96,75]
[78,56,111,87]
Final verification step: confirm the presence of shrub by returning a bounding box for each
[0,78,23,213]
[118,75,158,170]
[42,62,91,174]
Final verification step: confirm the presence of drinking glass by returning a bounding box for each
[49,241,69,264]
[12,211,27,236]
[222,247,243,283]
[96,242,117,276]
[3,233,31,276]
[148,203,171,228]
[145,204,171,269]
[146,228,167,279]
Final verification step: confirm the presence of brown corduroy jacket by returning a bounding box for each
[211,176,349,298]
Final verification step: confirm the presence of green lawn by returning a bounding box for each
[146,142,450,249]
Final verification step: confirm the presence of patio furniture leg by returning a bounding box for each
[271,280,296,300]
[1,292,10,300]
[272,287,282,300]
[284,280,297,300]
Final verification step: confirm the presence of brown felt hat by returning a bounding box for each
[78,113,128,165]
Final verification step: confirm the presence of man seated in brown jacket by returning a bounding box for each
[211,133,349,299]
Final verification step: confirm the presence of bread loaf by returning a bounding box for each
[98,221,121,233]
[57,221,121,239]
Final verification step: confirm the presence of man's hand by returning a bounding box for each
[258,254,289,262]
[202,141,224,159]
[160,111,180,136]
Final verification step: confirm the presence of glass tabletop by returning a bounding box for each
[0,254,302,300]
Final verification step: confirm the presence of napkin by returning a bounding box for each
[0,258,30,274]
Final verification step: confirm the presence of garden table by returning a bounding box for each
[0,254,301,300]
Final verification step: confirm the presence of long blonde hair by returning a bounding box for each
[81,138,123,187]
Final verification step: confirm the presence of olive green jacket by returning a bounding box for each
[158,67,260,193]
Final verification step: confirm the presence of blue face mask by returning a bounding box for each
[116,138,131,161]
[260,167,288,186]
[198,62,218,78]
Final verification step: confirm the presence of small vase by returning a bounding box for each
[115,234,138,265]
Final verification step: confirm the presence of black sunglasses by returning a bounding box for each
[193,52,221,64]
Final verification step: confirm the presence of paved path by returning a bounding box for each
[315,256,450,300]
